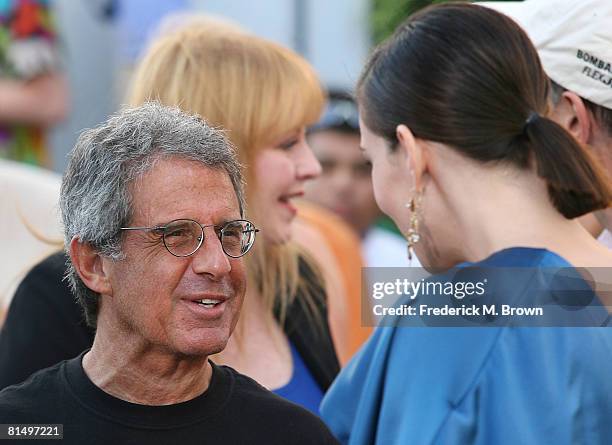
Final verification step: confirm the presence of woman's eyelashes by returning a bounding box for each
[359,147,372,164]
[278,137,299,150]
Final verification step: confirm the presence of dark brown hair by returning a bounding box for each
[358,3,611,218]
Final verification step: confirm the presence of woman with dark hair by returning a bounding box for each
[320,3,612,444]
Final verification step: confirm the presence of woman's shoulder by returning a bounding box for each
[28,251,67,276]
[15,251,68,298]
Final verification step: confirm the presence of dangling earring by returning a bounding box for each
[405,191,422,261]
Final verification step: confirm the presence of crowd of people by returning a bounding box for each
[0,0,611,444]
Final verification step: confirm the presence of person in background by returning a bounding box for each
[0,103,338,444]
[0,0,68,166]
[304,90,411,267]
[481,0,612,246]
[320,4,612,444]
[293,202,371,364]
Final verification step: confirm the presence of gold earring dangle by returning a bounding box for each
[405,192,422,261]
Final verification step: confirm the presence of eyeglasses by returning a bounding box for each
[120,219,259,258]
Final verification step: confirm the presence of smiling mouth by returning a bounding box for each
[279,196,296,205]
[280,191,304,203]
[195,298,222,309]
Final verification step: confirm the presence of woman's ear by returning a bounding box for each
[396,124,427,191]
[69,237,113,296]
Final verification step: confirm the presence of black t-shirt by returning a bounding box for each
[0,353,338,444]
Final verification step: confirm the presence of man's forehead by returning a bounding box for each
[130,158,240,222]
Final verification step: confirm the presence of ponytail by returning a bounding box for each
[526,116,612,218]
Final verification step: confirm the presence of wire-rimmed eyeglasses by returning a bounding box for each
[120,219,259,258]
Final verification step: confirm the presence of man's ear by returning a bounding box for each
[553,91,592,145]
[396,124,427,191]
[69,237,113,296]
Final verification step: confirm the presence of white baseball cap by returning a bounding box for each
[478,0,612,110]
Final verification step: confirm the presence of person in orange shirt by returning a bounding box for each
[295,200,372,364]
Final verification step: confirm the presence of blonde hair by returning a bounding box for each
[128,23,326,326]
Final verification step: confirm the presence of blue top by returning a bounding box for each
[274,341,324,416]
[320,247,612,444]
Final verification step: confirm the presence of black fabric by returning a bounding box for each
[0,252,340,391]
[281,258,340,391]
[0,352,338,444]
[0,253,95,390]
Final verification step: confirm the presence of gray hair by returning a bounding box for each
[60,102,245,327]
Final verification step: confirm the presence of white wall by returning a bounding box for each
[308,0,370,89]
[49,0,119,172]
[190,0,371,89]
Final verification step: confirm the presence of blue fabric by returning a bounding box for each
[274,341,324,416]
[320,247,612,444]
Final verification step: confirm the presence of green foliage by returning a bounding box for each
[371,0,517,44]
[371,0,447,44]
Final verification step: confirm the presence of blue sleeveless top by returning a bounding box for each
[273,342,324,416]
[321,247,612,444]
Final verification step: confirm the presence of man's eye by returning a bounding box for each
[163,224,193,239]
[223,227,241,238]
[165,229,186,238]
[320,160,336,174]
[354,161,372,176]
[151,227,167,238]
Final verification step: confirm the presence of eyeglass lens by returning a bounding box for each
[161,219,255,258]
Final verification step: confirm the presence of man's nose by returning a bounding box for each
[190,228,232,279]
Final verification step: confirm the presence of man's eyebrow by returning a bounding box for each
[216,217,239,226]
[147,217,240,230]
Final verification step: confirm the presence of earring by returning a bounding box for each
[405,191,422,261]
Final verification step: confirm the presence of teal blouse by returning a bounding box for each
[321,248,612,444]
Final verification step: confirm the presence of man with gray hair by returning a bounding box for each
[0,103,337,444]
[481,0,612,245]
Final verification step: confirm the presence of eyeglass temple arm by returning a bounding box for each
[120,226,162,231]
[120,224,259,233]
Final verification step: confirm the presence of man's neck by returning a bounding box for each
[82,319,212,406]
